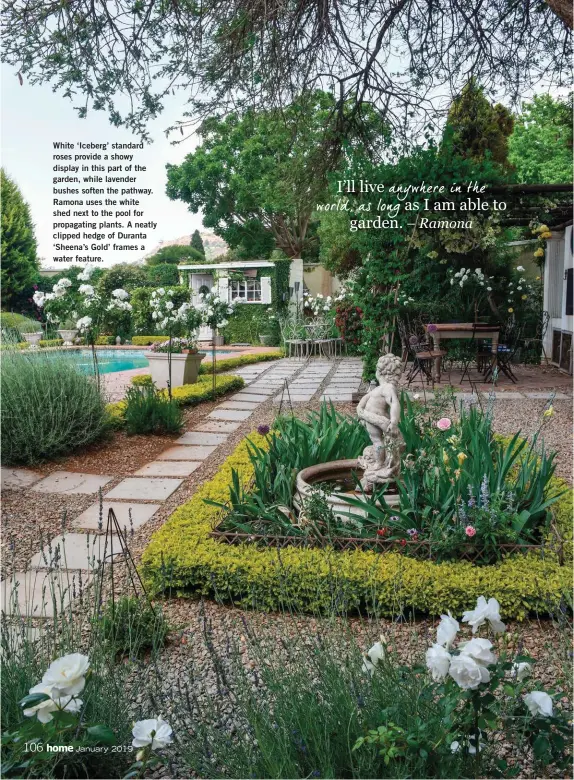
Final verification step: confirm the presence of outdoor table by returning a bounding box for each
[424,323,500,382]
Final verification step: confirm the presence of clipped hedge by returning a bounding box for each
[132,351,283,386]
[107,374,245,424]
[9,339,64,350]
[141,435,573,619]
[131,335,169,346]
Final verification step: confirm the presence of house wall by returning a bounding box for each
[303,264,342,297]
[543,226,573,373]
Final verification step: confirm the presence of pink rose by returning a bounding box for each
[465,526,476,538]
[436,418,452,431]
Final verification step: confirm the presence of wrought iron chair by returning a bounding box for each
[523,310,551,365]
[405,335,435,386]
[484,319,523,384]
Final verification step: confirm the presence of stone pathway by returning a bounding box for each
[1,355,569,620]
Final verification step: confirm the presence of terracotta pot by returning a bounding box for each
[144,351,206,389]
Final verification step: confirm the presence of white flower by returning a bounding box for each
[77,267,94,281]
[157,288,165,296]
[459,281,464,287]
[165,301,174,310]
[487,287,492,291]
[512,662,532,681]
[112,288,129,300]
[362,637,386,676]
[462,596,505,634]
[426,643,451,681]
[55,278,72,289]
[132,716,173,749]
[517,286,522,291]
[42,653,90,696]
[524,691,553,717]
[22,683,82,723]
[448,655,490,690]
[76,316,93,331]
[437,612,459,649]
[32,291,46,307]
[78,284,95,297]
[151,312,158,320]
[516,265,525,272]
[451,732,485,755]
[458,638,497,666]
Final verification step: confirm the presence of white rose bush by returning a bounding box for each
[355,596,571,776]
[125,715,174,778]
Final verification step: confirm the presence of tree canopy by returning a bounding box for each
[508,94,573,184]
[1,170,39,308]
[166,91,384,258]
[1,1,570,140]
[145,245,204,266]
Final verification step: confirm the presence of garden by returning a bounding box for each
[1,2,574,776]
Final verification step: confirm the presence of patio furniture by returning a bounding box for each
[483,320,523,384]
[425,323,500,382]
[458,324,497,384]
[405,335,435,386]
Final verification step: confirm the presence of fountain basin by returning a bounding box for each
[295,458,400,521]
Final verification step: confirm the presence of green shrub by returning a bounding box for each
[198,350,283,374]
[108,374,245,424]
[131,285,188,333]
[95,596,170,657]
[39,339,63,348]
[123,383,183,435]
[1,349,110,465]
[131,374,154,386]
[141,434,572,619]
[131,335,169,346]
[0,312,42,340]
[95,335,116,345]
[220,304,278,345]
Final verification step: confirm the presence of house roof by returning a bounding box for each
[178,261,275,271]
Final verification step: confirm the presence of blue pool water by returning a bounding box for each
[69,349,238,375]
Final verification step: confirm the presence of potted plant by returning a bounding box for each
[19,321,43,349]
[145,291,204,392]
[145,337,206,388]
[57,318,79,347]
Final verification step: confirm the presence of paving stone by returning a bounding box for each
[217,400,261,411]
[194,420,242,433]
[1,570,77,618]
[1,467,43,490]
[135,461,201,477]
[480,392,524,399]
[274,393,315,403]
[31,472,113,495]
[321,394,353,401]
[157,445,216,460]
[208,409,254,421]
[1,622,42,655]
[29,533,115,570]
[176,432,229,445]
[525,392,570,400]
[230,393,270,402]
[73,501,161,531]
[105,477,183,501]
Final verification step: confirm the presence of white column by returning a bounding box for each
[288,258,304,312]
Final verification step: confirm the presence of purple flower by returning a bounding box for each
[407,528,418,537]
[427,323,438,333]
[389,515,400,523]
[257,424,270,436]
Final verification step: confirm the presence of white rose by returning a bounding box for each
[165,301,174,310]
[112,288,129,300]
[42,653,90,696]
[458,638,497,666]
[487,287,492,291]
[524,691,553,717]
[437,611,459,649]
[151,311,158,320]
[451,731,485,755]
[79,284,94,296]
[516,265,525,272]
[462,596,505,634]
[32,291,46,307]
[361,638,386,676]
[512,662,532,681]
[22,684,82,724]
[448,655,490,690]
[132,716,173,749]
[157,288,165,296]
[426,643,451,681]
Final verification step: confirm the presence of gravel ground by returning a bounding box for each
[2,360,572,778]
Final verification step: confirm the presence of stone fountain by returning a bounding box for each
[295,353,403,519]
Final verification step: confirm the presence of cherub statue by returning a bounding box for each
[357,353,404,491]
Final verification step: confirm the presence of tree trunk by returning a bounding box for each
[545,0,573,28]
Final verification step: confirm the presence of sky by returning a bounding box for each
[1,65,204,268]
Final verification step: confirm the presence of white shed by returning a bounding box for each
[543,225,573,374]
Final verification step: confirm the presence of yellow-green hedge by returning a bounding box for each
[131,335,169,346]
[141,435,573,619]
[198,350,283,373]
[107,374,244,425]
[10,339,64,350]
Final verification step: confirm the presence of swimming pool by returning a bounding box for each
[70,349,239,375]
